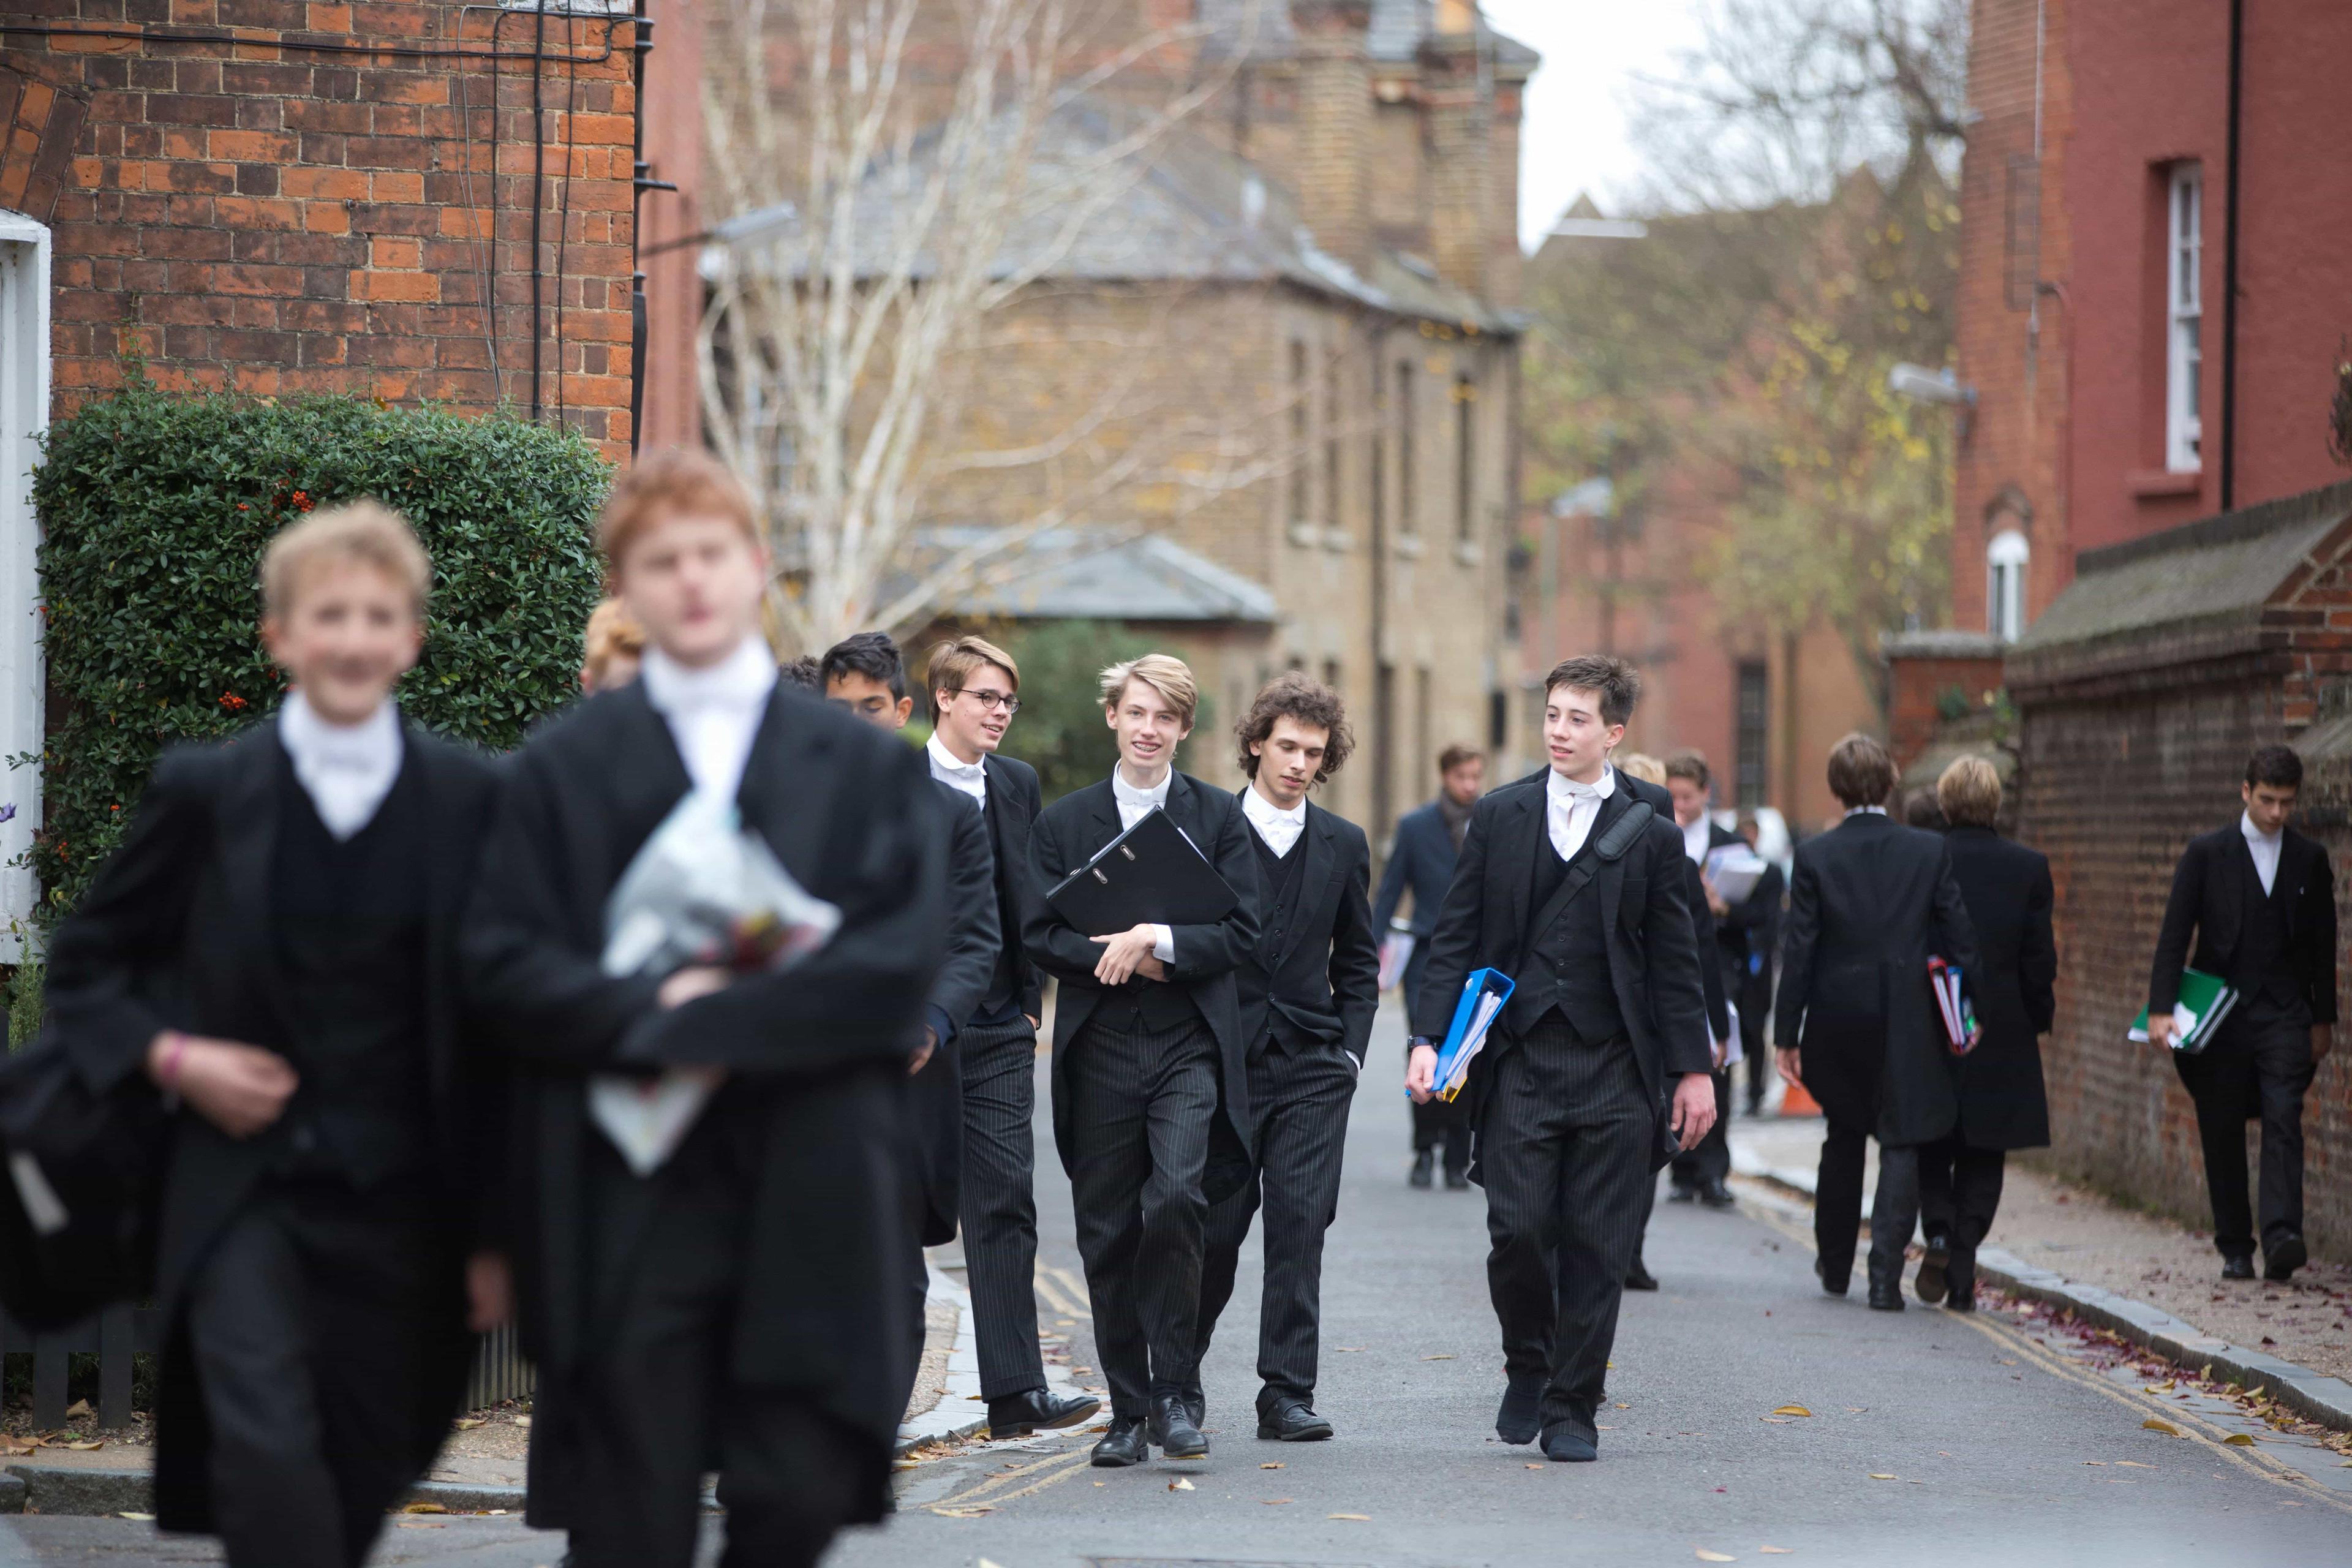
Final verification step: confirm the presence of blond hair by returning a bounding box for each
[1616,752,1666,786]
[598,448,759,569]
[1099,653,1197,726]
[1936,755,2003,828]
[260,498,431,619]
[581,597,646,687]
[927,634,1020,703]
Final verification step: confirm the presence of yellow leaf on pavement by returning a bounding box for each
[2141,1419,2182,1436]
[1698,1551,1738,1562]
[66,1440,104,1451]
[64,1400,91,1419]
[1261,1462,1284,1469]
[1169,1479,1194,1491]
[2144,1380,2176,1393]
[1772,1406,1813,1417]
[2115,1461,2154,1469]
[402,1503,448,1515]
[1330,1513,1371,1520]
[1868,1473,1897,1480]
[1422,1354,1455,1361]
[2223,1433,2256,1446]
[118,1512,155,1522]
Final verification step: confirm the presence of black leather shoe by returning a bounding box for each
[2222,1252,2256,1280]
[1177,1384,1204,1432]
[987,1387,1102,1438]
[1699,1178,1736,1210]
[1945,1280,1977,1313]
[1624,1256,1659,1291]
[1148,1393,1207,1458]
[1091,1417,1148,1467]
[1256,1395,1333,1442]
[1868,1280,1904,1311]
[1816,1257,1849,1297]
[1666,1185,1698,1204]
[1914,1237,1950,1305]
[2266,1235,2307,1281]
[1409,1150,1435,1189]
[1445,1167,1471,1191]
[1496,1375,1543,1444]
[1540,1422,1599,1462]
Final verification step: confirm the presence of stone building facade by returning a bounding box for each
[2006,481,2352,1260]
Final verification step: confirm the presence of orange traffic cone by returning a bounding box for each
[1778,1078,1822,1117]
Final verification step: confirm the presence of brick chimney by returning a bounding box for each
[1288,1,1375,272]
[1421,19,1492,300]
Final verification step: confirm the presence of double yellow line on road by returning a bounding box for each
[926,1446,1099,1517]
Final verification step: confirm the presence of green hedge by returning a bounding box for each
[26,382,611,922]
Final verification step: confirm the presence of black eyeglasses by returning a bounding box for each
[953,688,1021,714]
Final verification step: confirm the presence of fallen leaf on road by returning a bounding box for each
[1697,1551,1737,1562]
[453,1419,484,1431]
[932,1506,995,1518]
[1759,1550,1793,1556]
[1262,1498,1291,1505]
[402,1504,448,1515]
[1329,1513,1370,1521]
[1868,1473,1897,1480]
[118,1511,156,1521]
[1261,1462,1284,1469]
[2223,1434,2256,1446]
[513,1415,531,1428]
[1526,1463,1544,1469]
[1422,1354,1455,1361]
[2141,1419,2182,1437]
[1336,1347,1363,1352]
[1169,1479,1194,1491]
[2115,1461,2154,1469]
[66,1440,103,1451]
[64,1400,91,1419]
[979,1559,1007,1568]
[2145,1380,2176,1392]
[1771,1406,1812,1417]
[2083,1461,2104,1466]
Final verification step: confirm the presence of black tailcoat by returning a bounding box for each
[41,722,499,1533]
[461,681,944,1522]
[1238,796,1381,1065]
[1412,767,1713,1142]
[981,753,1047,1019]
[908,781,1000,1245]
[1024,771,1261,1186]
[1942,825,2056,1150]
[1773,812,1980,1146]
[2149,821,2337,1025]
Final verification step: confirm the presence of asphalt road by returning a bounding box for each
[7,1001,2349,1566]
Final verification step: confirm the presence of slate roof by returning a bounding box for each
[717,95,1517,332]
[2005,478,2352,688]
[911,526,1280,624]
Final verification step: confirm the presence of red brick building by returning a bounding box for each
[1950,0,2352,643]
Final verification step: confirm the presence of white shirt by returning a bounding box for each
[2243,810,2283,895]
[279,690,402,840]
[1545,764,1615,861]
[1109,766,1177,963]
[1844,804,1888,818]
[1242,783,1308,859]
[640,638,778,802]
[926,733,987,805]
[1681,815,1711,865]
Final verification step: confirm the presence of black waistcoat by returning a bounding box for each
[269,753,432,1184]
[1508,832,1626,1046]
[974,793,1025,1025]
[1242,821,1310,1048]
[2231,848,2304,1010]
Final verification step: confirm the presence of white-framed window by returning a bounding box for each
[1987,528,2030,643]
[0,211,50,956]
[2165,163,2203,472]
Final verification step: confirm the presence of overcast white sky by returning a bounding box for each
[1481,0,1708,251]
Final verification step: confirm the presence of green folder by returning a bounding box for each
[2128,968,2239,1054]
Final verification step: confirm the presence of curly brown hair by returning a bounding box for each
[1235,673,1354,783]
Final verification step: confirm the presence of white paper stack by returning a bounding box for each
[1703,843,1770,905]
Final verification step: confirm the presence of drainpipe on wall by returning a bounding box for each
[2220,0,2244,510]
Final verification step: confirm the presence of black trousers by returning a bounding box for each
[1918,1136,2007,1296]
[1668,1067,1732,1189]
[957,1016,1047,1400]
[1479,1023,1653,1442]
[1739,981,1771,1109]
[183,1175,448,1568]
[570,1128,875,1568]
[1196,1042,1358,1406]
[2179,1003,2317,1256]
[1814,1118,1870,1284]
[1403,971,1471,1170]
[1066,1011,1219,1419]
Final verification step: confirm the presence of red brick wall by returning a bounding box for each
[5,3,638,456]
[2013,527,2352,1261]
[1887,652,2005,770]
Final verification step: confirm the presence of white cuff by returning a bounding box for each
[1152,925,1175,964]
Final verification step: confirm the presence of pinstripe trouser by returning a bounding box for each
[1195,1041,1359,1404]
[957,1016,1048,1399]
[1065,1010,1220,1419]
[1479,1019,1654,1441]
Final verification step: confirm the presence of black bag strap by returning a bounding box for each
[1526,798,1654,943]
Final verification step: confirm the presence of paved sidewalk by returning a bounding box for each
[1730,1111,2352,1382]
